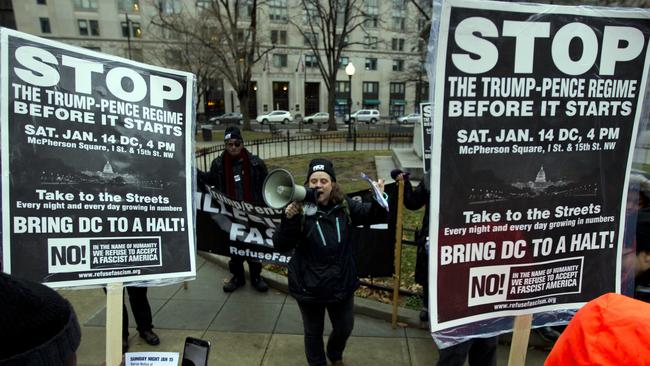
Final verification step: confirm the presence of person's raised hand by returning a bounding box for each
[285,201,303,218]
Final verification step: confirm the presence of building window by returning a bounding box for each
[392,16,405,31]
[37,0,46,4]
[196,0,211,12]
[271,30,287,45]
[121,21,141,38]
[236,29,250,42]
[392,59,404,72]
[118,0,140,12]
[335,1,346,27]
[365,58,377,70]
[162,27,180,40]
[392,0,406,31]
[334,34,349,47]
[74,0,98,9]
[237,0,253,20]
[273,54,287,68]
[364,0,378,28]
[78,20,88,35]
[363,81,378,93]
[78,20,98,36]
[158,0,181,15]
[303,2,317,24]
[418,17,428,32]
[84,46,101,52]
[363,36,377,49]
[390,103,405,117]
[269,0,288,22]
[336,81,350,93]
[165,49,182,64]
[391,38,404,51]
[304,32,318,46]
[418,39,426,53]
[390,82,405,94]
[365,16,378,28]
[305,54,318,68]
[39,18,51,33]
[338,56,349,68]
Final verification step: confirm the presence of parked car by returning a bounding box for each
[396,113,421,125]
[256,110,293,124]
[347,109,380,124]
[208,112,243,125]
[303,112,329,124]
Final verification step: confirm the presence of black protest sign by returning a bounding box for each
[195,185,395,276]
[1,29,196,287]
[429,1,650,331]
[195,189,291,264]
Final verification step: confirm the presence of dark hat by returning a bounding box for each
[307,158,336,182]
[224,126,243,142]
[0,272,81,365]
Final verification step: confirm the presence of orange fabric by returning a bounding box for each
[546,293,650,366]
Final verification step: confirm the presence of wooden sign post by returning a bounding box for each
[507,314,532,366]
[106,283,124,366]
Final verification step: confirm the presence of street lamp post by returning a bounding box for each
[125,13,132,60]
[345,62,355,142]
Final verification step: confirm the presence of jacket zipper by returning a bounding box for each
[316,220,327,246]
[336,217,341,243]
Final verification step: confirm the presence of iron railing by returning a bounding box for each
[195,128,423,299]
[195,129,414,171]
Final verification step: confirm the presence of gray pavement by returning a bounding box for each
[60,253,551,366]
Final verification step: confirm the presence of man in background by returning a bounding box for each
[200,126,269,292]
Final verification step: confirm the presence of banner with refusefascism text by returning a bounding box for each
[429,0,650,331]
[0,28,196,287]
[195,185,395,277]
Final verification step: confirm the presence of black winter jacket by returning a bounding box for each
[273,197,386,303]
[199,149,268,204]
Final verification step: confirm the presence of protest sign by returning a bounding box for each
[0,29,196,287]
[420,102,432,172]
[195,185,395,276]
[429,0,650,331]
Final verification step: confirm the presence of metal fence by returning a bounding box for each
[195,129,414,171]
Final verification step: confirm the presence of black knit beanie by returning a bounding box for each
[224,126,243,142]
[307,158,336,182]
[0,272,81,365]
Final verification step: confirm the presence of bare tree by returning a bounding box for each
[289,0,368,131]
[146,28,220,118]
[150,0,274,131]
[387,1,430,113]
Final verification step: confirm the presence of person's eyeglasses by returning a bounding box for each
[226,140,242,148]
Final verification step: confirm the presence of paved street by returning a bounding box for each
[60,253,551,366]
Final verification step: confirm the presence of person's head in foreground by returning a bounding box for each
[0,272,81,366]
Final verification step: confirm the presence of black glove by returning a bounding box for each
[390,169,410,181]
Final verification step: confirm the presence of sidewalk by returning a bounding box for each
[59,253,551,366]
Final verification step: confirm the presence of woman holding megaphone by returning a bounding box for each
[273,158,387,366]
